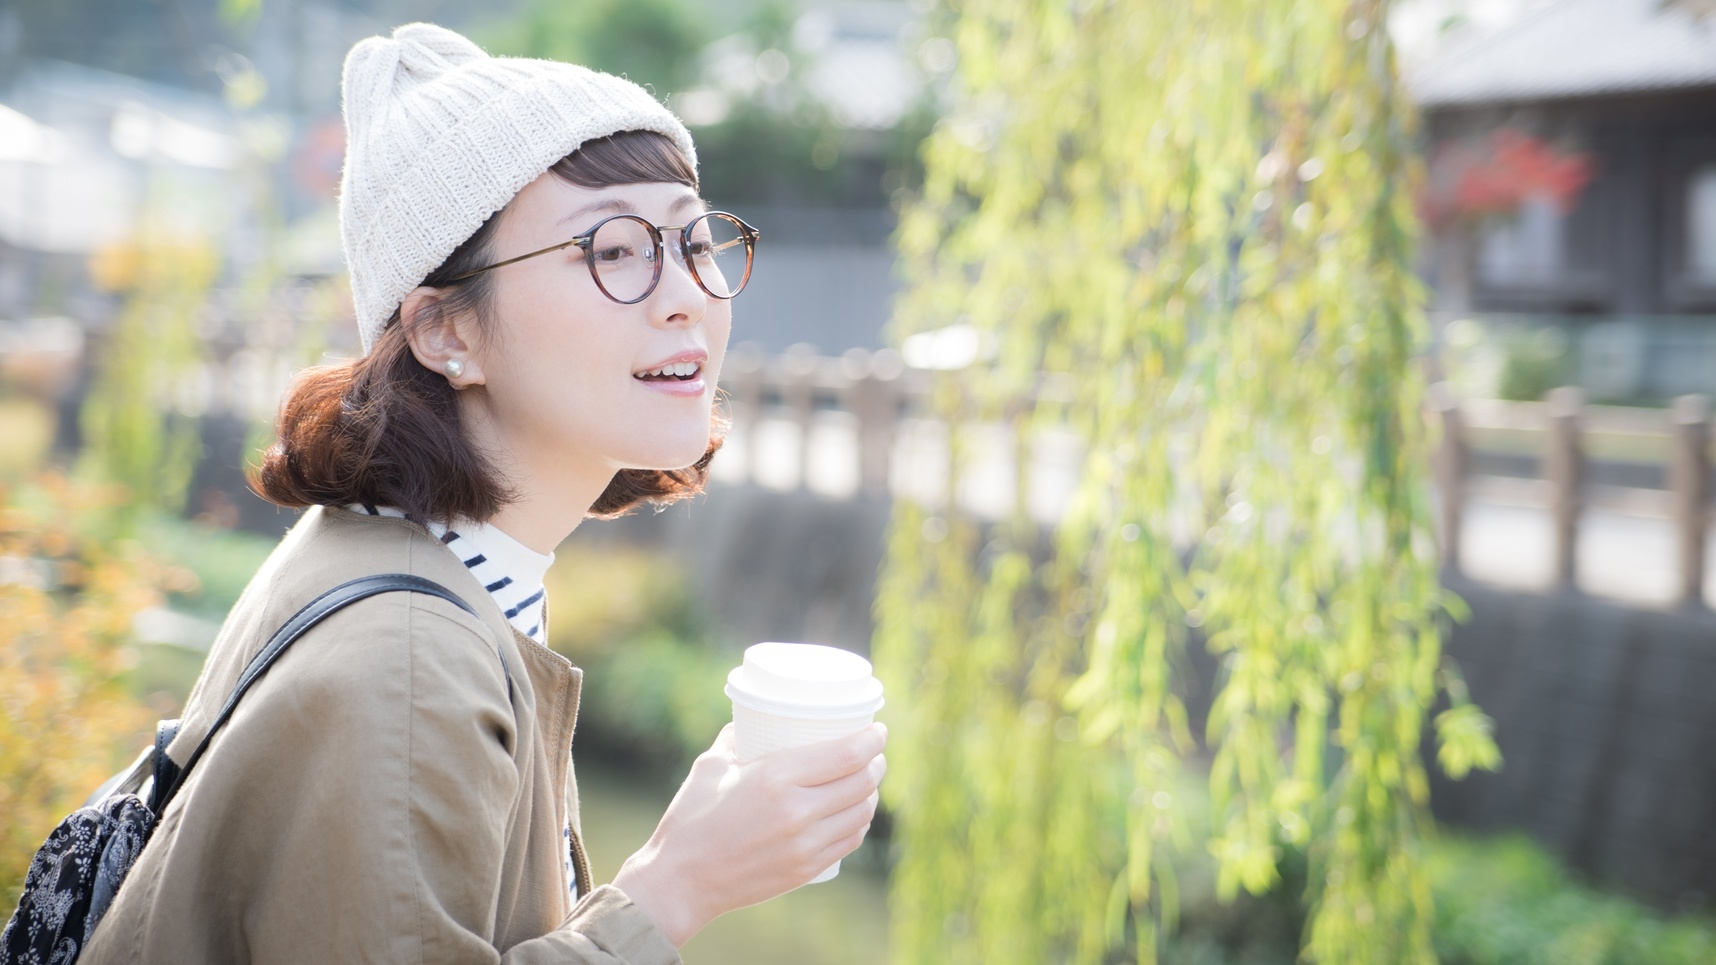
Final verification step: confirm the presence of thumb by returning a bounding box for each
[707,723,737,756]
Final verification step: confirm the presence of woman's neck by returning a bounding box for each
[483,461,612,554]
[458,392,617,554]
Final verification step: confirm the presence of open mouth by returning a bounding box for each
[634,361,702,382]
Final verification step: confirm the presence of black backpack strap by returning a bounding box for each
[152,574,481,814]
[147,720,182,811]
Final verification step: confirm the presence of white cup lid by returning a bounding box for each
[725,642,885,719]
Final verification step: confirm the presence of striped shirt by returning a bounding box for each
[352,505,550,642]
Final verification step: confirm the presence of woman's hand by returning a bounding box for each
[611,721,887,946]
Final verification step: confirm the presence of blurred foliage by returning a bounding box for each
[0,400,55,481]
[130,641,213,716]
[479,0,710,97]
[217,0,261,28]
[1120,775,1716,965]
[695,99,936,209]
[79,238,218,530]
[574,630,735,768]
[875,1,1498,964]
[479,0,930,208]
[544,543,735,767]
[682,0,933,207]
[1430,836,1716,965]
[119,513,277,711]
[136,513,275,620]
[0,473,183,904]
[1496,327,1573,403]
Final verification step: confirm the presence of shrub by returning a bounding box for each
[1431,834,1716,965]
[0,474,176,904]
[544,543,737,768]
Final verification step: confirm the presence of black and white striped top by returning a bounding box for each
[351,505,550,643]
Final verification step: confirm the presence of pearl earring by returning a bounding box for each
[444,358,464,379]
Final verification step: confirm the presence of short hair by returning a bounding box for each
[250,130,721,523]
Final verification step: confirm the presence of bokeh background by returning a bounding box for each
[3,1,1716,962]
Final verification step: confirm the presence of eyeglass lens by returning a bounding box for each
[587,217,660,303]
[587,213,752,303]
[686,213,750,298]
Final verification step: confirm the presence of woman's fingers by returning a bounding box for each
[810,798,877,867]
[813,828,870,870]
[808,791,878,854]
[799,754,885,820]
[826,791,879,839]
[770,723,887,787]
[789,793,878,881]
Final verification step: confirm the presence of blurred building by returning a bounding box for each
[689,0,926,356]
[1410,0,1716,402]
[0,0,928,353]
[0,60,258,255]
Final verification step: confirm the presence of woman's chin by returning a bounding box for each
[621,439,711,473]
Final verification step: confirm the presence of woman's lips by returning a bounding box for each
[633,372,707,397]
[633,353,710,398]
[634,353,706,394]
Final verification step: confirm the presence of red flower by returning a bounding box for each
[1422,128,1593,228]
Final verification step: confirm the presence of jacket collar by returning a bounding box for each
[317,506,583,746]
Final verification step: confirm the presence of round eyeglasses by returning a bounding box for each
[447,210,759,304]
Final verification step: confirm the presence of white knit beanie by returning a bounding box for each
[339,23,698,352]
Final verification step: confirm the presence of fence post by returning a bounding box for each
[1430,382,1465,575]
[846,348,902,498]
[1670,393,1710,607]
[722,348,763,485]
[1545,386,1584,591]
[782,344,818,491]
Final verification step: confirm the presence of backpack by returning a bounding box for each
[1,575,477,964]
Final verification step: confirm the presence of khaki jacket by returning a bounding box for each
[84,506,680,964]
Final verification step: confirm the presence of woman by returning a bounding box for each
[82,23,886,964]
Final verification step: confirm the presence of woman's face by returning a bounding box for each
[464,171,731,487]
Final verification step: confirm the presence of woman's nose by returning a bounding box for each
[651,241,706,325]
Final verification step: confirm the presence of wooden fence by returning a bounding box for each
[1432,383,1711,607]
[721,354,1710,604]
[718,345,928,499]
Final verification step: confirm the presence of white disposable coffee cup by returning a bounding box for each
[725,642,885,883]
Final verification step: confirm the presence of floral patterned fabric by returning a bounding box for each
[2,794,155,964]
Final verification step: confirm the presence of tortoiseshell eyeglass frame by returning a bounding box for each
[445,210,760,305]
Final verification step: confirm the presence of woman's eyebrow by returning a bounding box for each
[553,193,706,228]
[556,198,635,227]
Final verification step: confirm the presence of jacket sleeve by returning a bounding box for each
[227,595,680,965]
[505,887,684,965]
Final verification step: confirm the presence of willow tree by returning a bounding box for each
[80,238,218,525]
[872,2,1500,963]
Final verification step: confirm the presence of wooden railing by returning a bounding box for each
[719,354,1710,605]
[1432,383,1711,606]
[718,345,930,499]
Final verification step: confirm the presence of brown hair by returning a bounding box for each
[251,130,721,523]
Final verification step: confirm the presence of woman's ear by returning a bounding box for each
[402,287,486,387]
